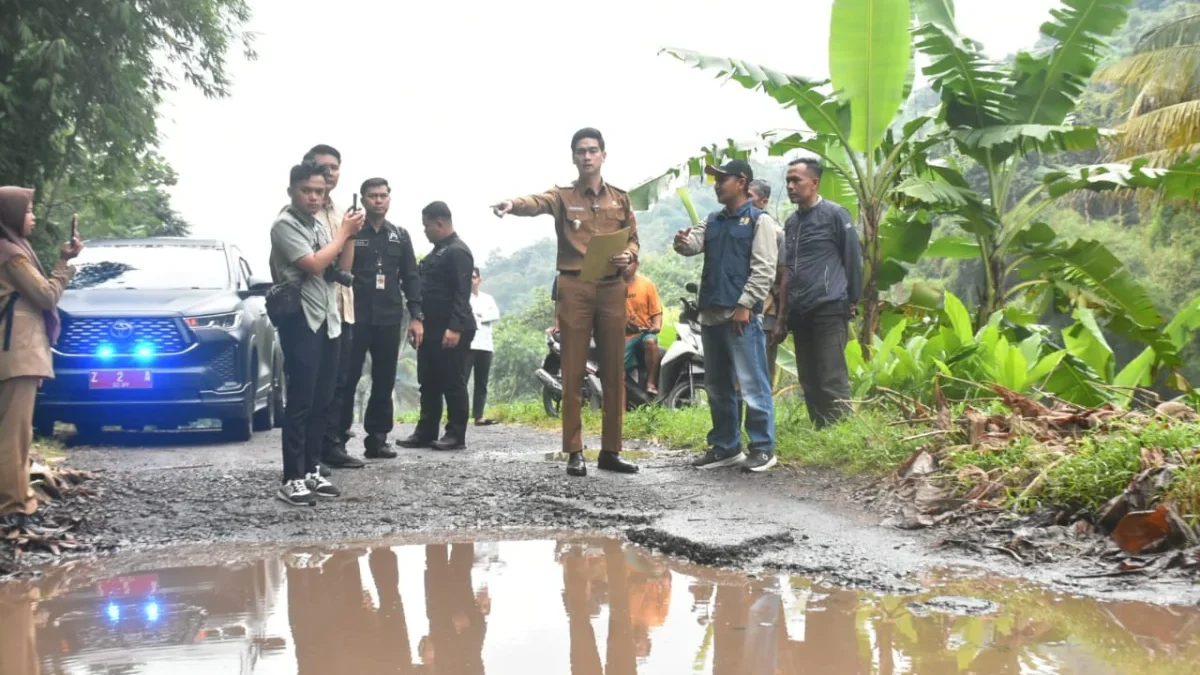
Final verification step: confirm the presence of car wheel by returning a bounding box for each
[34,417,55,439]
[222,416,253,442]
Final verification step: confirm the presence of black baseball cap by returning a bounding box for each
[705,159,753,181]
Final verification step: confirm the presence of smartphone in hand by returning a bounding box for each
[70,212,79,240]
[351,193,359,213]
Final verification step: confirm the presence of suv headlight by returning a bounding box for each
[185,312,241,331]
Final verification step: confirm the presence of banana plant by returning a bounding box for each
[629,0,961,356]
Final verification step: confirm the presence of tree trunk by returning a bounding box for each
[857,205,882,360]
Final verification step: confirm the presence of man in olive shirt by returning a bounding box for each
[338,177,424,460]
[301,144,364,471]
[491,127,639,478]
[397,201,476,451]
[268,161,362,506]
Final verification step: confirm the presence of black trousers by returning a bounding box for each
[788,302,852,429]
[338,322,403,438]
[468,350,493,420]
[323,322,356,455]
[415,327,474,442]
[278,316,340,482]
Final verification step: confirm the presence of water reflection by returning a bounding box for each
[4,537,1200,673]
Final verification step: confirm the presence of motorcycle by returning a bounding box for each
[534,282,706,415]
[535,332,602,418]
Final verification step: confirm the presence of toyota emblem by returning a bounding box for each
[110,320,134,339]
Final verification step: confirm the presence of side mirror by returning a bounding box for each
[240,274,273,299]
[685,282,698,294]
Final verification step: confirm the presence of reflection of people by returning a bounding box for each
[422,544,487,674]
[0,186,81,532]
[622,261,662,395]
[558,539,646,675]
[468,268,500,426]
[491,128,640,478]
[0,587,39,675]
[397,202,476,451]
[286,550,375,674]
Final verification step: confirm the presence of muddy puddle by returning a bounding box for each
[2,536,1198,674]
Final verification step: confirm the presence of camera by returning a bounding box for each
[323,265,354,287]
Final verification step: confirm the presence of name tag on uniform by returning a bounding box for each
[376,274,386,290]
[354,239,370,247]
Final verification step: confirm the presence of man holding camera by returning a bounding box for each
[302,144,366,471]
[269,161,363,506]
[338,178,424,459]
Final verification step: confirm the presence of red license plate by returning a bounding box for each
[89,370,153,389]
[98,574,159,597]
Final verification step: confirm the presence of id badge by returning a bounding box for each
[375,274,386,290]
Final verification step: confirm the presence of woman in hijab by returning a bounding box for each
[0,186,82,531]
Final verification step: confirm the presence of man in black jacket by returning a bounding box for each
[338,177,424,460]
[773,158,863,428]
[397,201,476,451]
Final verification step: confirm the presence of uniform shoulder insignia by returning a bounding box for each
[606,183,627,195]
[554,182,575,191]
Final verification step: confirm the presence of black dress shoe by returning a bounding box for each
[322,448,365,469]
[396,434,435,449]
[566,452,587,477]
[431,436,466,451]
[363,434,398,459]
[597,452,639,474]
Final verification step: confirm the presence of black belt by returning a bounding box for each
[558,270,620,281]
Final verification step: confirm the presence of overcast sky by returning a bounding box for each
[157,0,1055,273]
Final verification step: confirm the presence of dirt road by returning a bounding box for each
[41,423,1200,603]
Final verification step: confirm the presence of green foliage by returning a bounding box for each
[1,1,251,256]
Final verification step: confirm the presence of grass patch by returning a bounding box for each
[33,436,66,460]
[414,398,929,474]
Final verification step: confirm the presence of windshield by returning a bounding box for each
[67,244,230,291]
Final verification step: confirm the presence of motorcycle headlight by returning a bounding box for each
[185,312,241,331]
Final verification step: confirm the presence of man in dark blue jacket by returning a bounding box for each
[773,158,863,428]
[674,159,780,472]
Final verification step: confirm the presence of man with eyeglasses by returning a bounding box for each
[490,127,640,478]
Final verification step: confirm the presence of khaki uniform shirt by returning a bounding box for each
[509,180,640,272]
[0,256,75,381]
[314,197,355,325]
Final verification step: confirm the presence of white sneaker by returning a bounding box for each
[277,479,316,506]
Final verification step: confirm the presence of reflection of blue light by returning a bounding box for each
[106,602,120,623]
[144,599,160,623]
[96,345,114,359]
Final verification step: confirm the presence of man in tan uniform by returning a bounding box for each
[492,127,639,478]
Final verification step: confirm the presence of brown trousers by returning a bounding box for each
[556,274,626,454]
[0,590,39,675]
[0,376,38,517]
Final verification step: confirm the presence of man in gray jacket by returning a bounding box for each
[773,158,862,428]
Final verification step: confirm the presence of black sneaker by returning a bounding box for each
[742,451,778,473]
[692,448,745,470]
[277,479,316,506]
[305,472,341,499]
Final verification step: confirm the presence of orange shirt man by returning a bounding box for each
[623,262,662,394]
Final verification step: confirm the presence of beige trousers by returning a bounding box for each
[0,376,39,517]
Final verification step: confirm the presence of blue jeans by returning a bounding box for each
[700,315,775,455]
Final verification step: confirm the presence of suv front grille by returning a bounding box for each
[57,317,190,355]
